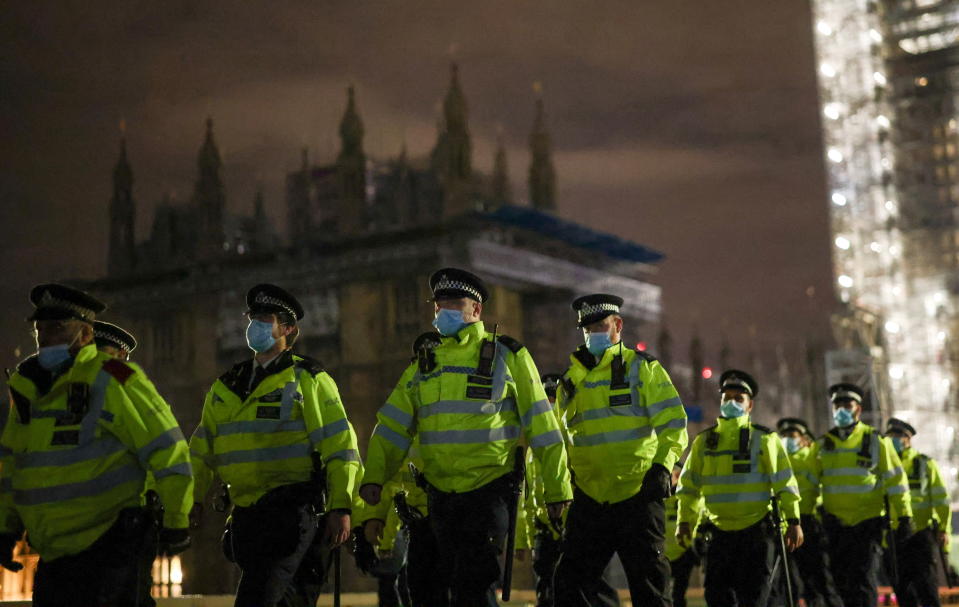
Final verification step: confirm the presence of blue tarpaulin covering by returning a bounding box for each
[482,204,665,264]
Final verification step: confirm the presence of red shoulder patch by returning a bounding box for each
[102,359,135,384]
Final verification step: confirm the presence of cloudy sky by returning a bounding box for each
[0,1,834,376]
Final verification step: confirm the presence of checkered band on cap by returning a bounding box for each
[94,327,133,351]
[254,292,297,317]
[434,277,483,301]
[832,389,862,403]
[38,290,96,320]
[577,302,620,321]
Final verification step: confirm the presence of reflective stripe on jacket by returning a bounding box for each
[1,344,193,560]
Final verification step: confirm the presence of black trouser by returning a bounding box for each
[428,474,511,607]
[703,516,777,607]
[34,507,156,607]
[229,483,328,607]
[791,515,842,607]
[554,487,670,607]
[825,515,883,607]
[894,528,942,607]
[669,547,699,607]
[403,517,448,606]
[533,524,618,607]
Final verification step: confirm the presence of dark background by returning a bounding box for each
[0,1,834,376]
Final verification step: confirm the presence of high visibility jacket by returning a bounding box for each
[810,421,911,526]
[677,415,800,531]
[664,493,701,561]
[557,344,687,504]
[190,350,361,511]
[364,321,572,502]
[898,447,951,535]
[0,344,193,561]
[788,445,819,516]
[356,447,428,552]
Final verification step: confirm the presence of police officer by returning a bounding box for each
[93,320,137,360]
[810,383,912,607]
[0,284,193,607]
[190,284,361,607]
[361,268,573,607]
[776,417,842,607]
[554,294,688,606]
[666,463,702,607]
[93,320,164,607]
[885,417,950,607]
[676,370,802,607]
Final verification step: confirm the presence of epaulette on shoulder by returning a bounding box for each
[294,355,325,376]
[102,359,136,384]
[751,423,773,434]
[697,424,718,436]
[496,335,524,354]
[219,360,251,385]
[634,348,657,362]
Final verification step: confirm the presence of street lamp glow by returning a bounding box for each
[824,103,841,120]
[831,192,847,206]
[885,320,901,333]
[870,242,882,252]
[817,20,833,35]
[874,72,887,86]
[869,29,883,43]
[838,274,854,288]
[877,115,891,128]
[835,236,851,250]
[820,63,837,77]
[827,148,844,163]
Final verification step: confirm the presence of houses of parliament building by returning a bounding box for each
[83,63,664,594]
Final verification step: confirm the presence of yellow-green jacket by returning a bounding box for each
[364,322,572,502]
[1,344,193,560]
[810,421,911,526]
[788,445,819,516]
[356,450,428,552]
[190,351,361,511]
[664,493,701,561]
[898,447,951,535]
[558,344,687,504]
[677,415,800,531]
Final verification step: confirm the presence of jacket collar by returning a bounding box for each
[717,414,751,430]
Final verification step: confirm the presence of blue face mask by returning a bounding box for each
[891,436,904,454]
[246,319,276,353]
[833,407,855,428]
[37,344,72,370]
[720,399,746,419]
[784,437,802,455]
[585,331,613,356]
[432,308,468,336]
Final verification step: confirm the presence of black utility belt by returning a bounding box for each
[425,472,515,499]
[248,481,320,510]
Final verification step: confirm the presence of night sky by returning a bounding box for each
[0,1,834,381]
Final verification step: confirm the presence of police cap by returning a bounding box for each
[28,283,106,323]
[776,417,811,438]
[429,268,489,303]
[246,284,304,321]
[93,321,137,354]
[572,294,624,327]
[719,369,758,398]
[885,417,916,438]
[829,383,863,405]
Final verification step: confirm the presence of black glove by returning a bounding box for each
[896,517,914,545]
[350,526,379,575]
[158,527,191,556]
[0,533,22,572]
[639,463,672,501]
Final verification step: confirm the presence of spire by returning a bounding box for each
[339,85,364,160]
[194,117,225,260]
[492,131,511,203]
[336,86,367,234]
[529,84,557,211]
[108,127,136,275]
[433,62,472,182]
